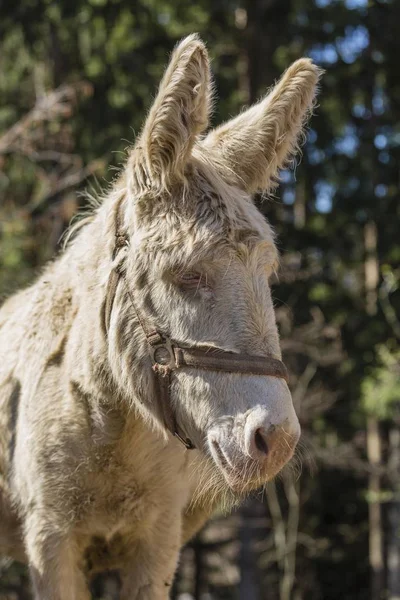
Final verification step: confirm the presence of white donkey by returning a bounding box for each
[0,35,321,599]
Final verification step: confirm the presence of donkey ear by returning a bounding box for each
[201,59,322,194]
[131,34,212,192]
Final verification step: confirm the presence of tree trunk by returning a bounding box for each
[367,415,385,599]
[242,0,293,102]
[365,220,384,600]
[388,424,400,599]
[239,501,260,600]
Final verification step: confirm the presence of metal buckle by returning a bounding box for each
[174,431,195,450]
[150,337,177,371]
[112,233,129,260]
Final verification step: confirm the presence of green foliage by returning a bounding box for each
[1,0,400,598]
[362,345,400,419]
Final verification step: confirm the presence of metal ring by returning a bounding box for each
[150,337,177,370]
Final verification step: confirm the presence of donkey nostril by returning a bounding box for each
[254,428,269,456]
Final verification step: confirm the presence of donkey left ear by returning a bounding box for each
[201,59,322,194]
[130,34,212,192]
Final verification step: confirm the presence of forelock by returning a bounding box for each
[130,154,277,270]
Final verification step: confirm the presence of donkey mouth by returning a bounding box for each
[209,437,295,493]
[210,439,265,492]
[210,440,239,475]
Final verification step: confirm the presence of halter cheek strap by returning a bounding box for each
[102,222,289,450]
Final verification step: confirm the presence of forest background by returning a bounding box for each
[1,0,399,598]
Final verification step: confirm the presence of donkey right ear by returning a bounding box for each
[130,34,212,192]
[201,59,321,194]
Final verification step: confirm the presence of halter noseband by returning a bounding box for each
[103,213,289,450]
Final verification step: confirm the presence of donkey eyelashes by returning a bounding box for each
[173,270,214,299]
[179,272,201,284]
[176,271,205,290]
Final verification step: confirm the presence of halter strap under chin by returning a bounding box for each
[102,210,289,450]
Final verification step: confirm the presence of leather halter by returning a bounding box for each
[103,214,289,450]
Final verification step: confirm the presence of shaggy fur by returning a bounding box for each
[0,34,321,599]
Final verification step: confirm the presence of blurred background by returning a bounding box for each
[0,0,399,598]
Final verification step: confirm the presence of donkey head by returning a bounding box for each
[110,35,321,492]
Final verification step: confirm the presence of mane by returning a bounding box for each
[62,173,125,249]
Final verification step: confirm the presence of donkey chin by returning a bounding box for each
[207,408,301,493]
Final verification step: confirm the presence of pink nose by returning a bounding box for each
[245,425,274,460]
[244,410,299,462]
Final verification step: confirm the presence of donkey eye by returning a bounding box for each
[178,272,202,284]
[172,270,214,298]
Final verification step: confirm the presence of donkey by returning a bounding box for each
[0,35,321,599]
